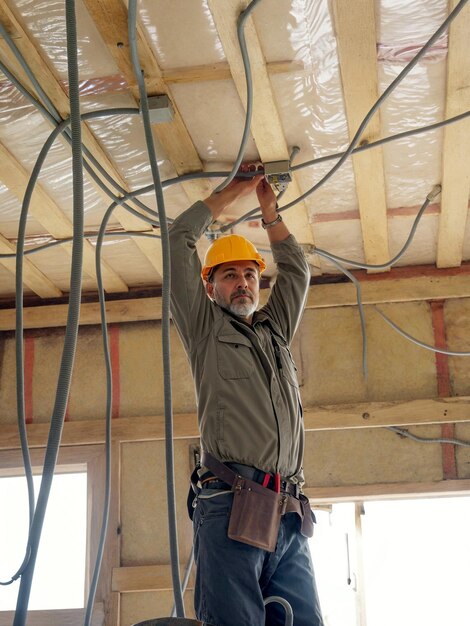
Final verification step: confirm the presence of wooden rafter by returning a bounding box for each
[0,1,166,279]
[207,0,315,248]
[332,0,390,268]
[0,142,128,293]
[82,0,213,205]
[437,0,470,268]
[0,232,62,298]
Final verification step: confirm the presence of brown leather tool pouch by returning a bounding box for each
[227,476,287,552]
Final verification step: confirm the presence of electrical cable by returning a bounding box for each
[264,595,294,626]
[388,426,470,447]
[13,2,84,624]
[170,545,195,618]
[214,0,470,228]
[0,41,158,220]
[314,250,368,377]
[291,109,470,172]
[314,185,441,271]
[0,230,159,259]
[214,0,263,192]
[1,107,159,587]
[128,0,184,617]
[374,307,470,357]
[82,204,116,626]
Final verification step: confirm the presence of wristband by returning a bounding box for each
[261,213,283,229]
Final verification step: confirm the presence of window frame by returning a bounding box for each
[0,444,111,626]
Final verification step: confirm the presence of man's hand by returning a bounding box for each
[256,177,277,222]
[204,163,263,220]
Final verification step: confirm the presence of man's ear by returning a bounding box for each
[205,281,214,300]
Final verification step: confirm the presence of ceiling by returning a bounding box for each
[0,0,469,305]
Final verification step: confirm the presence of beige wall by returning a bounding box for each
[1,294,470,624]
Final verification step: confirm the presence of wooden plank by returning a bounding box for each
[2,268,470,330]
[0,414,199,450]
[0,296,163,330]
[305,479,470,504]
[437,0,470,267]
[332,0,390,268]
[303,396,470,431]
[0,142,128,294]
[112,564,194,593]
[82,0,213,204]
[2,397,470,451]
[0,605,104,626]
[207,0,315,247]
[162,59,305,84]
[0,1,166,278]
[0,233,62,298]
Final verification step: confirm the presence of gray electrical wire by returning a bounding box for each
[128,0,184,617]
[82,204,117,626]
[0,230,159,259]
[264,595,294,626]
[214,0,263,192]
[314,250,368,377]
[0,45,157,219]
[217,0,470,226]
[314,185,441,271]
[291,109,470,172]
[2,16,470,234]
[388,426,470,447]
[374,307,470,357]
[13,2,84,624]
[170,545,195,618]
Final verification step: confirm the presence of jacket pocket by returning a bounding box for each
[216,333,254,379]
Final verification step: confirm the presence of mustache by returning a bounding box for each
[231,289,253,301]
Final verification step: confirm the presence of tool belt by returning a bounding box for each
[198,452,314,552]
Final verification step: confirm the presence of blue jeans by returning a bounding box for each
[192,485,324,626]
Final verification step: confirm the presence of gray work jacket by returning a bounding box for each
[169,201,310,484]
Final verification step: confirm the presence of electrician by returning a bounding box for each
[169,163,324,626]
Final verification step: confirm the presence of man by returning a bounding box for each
[169,164,324,626]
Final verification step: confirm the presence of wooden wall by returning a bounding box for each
[1,284,470,624]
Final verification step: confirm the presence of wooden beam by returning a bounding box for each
[112,564,194,593]
[0,1,166,278]
[0,296,162,330]
[207,0,315,247]
[2,268,470,330]
[0,605,104,626]
[305,479,470,504]
[332,0,390,268]
[303,396,470,431]
[437,0,470,267]
[0,233,62,298]
[82,0,213,204]
[162,59,305,84]
[1,397,469,451]
[0,142,128,294]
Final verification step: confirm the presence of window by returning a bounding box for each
[0,472,87,611]
[0,444,107,626]
[311,496,470,626]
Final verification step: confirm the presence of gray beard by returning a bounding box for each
[213,288,258,319]
[227,299,257,318]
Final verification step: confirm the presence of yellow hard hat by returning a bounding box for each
[201,234,266,281]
